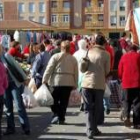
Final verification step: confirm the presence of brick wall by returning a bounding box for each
[3,1,18,20]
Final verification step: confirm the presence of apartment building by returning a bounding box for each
[133,0,140,8]
[0,0,3,21]
[1,0,134,37]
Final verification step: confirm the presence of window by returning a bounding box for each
[86,0,91,7]
[119,16,125,26]
[98,14,103,21]
[19,16,24,20]
[29,16,35,21]
[110,16,117,26]
[39,2,45,13]
[133,0,139,8]
[98,0,104,7]
[110,0,117,12]
[19,3,25,13]
[120,0,126,11]
[86,14,92,21]
[0,3,3,12]
[51,1,57,8]
[0,3,3,17]
[39,16,46,24]
[29,2,35,13]
[51,14,57,23]
[63,15,69,22]
[63,1,70,8]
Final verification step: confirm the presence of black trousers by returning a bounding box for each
[82,88,104,134]
[0,95,4,138]
[124,88,140,125]
[51,86,73,122]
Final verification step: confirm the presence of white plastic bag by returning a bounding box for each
[22,86,38,108]
[34,84,54,106]
[104,83,111,97]
[28,78,37,93]
[69,89,81,107]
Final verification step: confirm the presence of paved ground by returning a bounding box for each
[2,107,140,140]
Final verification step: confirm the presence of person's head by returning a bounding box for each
[121,32,127,38]
[11,41,20,49]
[130,43,139,51]
[78,39,87,50]
[55,40,61,47]
[38,43,46,52]
[61,40,70,53]
[72,33,78,42]
[30,42,39,54]
[95,34,106,46]
[44,39,50,46]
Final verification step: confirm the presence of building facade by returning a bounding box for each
[1,0,135,37]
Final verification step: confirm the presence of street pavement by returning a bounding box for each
[2,107,140,140]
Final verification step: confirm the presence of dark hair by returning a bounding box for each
[121,32,126,37]
[29,42,38,53]
[12,41,20,48]
[39,43,45,52]
[95,34,106,46]
[56,40,61,46]
[44,39,50,45]
[130,43,138,51]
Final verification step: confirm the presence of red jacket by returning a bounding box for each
[118,51,140,89]
[105,43,114,70]
[23,46,30,54]
[119,38,129,50]
[8,47,23,58]
[70,41,76,55]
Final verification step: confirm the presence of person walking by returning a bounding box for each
[1,52,30,135]
[73,39,87,110]
[31,43,51,89]
[42,40,78,124]
[118,43,140,129]
[81,34,110,139]
[0,44,8,139]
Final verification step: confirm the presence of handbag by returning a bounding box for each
[80,49,90,73]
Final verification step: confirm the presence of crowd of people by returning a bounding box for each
[0,31,140,140]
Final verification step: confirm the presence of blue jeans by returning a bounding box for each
[103,97,110,111]
[4,81,30,131]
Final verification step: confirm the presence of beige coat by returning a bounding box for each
[42,52,78,87]
[81,45,110,90]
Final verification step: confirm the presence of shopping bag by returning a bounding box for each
[34,84,54,107]
[104,83,111,97]
[22,86,38,108]
[68,90,81,107]
[28,78,37,93]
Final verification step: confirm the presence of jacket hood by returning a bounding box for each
[78,39,87,51]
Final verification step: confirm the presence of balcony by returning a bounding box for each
[85,6,104,13]
[85,21,104,28]
[51,8,70,13]
[51,22,70,29]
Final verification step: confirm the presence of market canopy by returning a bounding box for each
[0,20,55,31]
[125,7,140,46]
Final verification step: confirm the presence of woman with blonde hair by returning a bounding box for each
[42,40,78,124]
